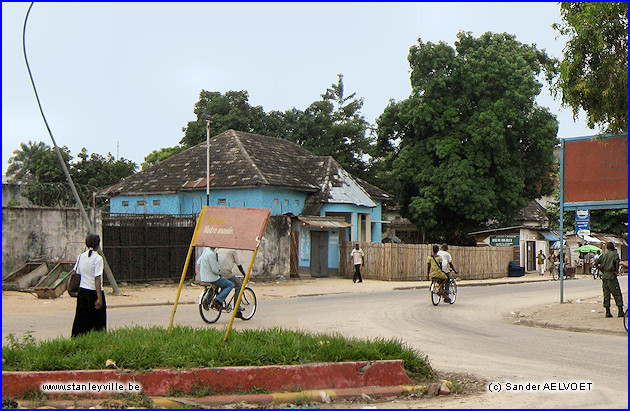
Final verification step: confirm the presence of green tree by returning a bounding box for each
[6,142,136,207]
[6,141,69,184]
[72,149,137,188]
[180,90,271,147]
[141,146,186,170]
[291,74,372,178]
[552,2,628,133]
[377,31,559,244]
[176,76,374,181]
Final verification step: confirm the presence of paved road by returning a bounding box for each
[3,277,627,408]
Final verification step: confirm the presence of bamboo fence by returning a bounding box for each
[340,242,514,281]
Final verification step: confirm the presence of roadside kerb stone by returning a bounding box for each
[2,360,412,398]
[14,384,436,408]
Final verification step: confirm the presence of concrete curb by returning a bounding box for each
[516,318,628,336]
[14,384,434,408]
[2,360,412,399]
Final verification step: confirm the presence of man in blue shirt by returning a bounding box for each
[197,247,234,311]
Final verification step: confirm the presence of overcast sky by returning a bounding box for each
[2,2,595,175]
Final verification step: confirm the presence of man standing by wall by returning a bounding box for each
[350,243,365,283]
[596,242,624,318]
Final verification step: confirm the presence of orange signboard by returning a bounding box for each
[193,206,271,250]
[564,135,628,204]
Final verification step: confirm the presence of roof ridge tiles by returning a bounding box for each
[232,131,270,186]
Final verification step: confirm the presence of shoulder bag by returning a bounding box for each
[67,254,81,297]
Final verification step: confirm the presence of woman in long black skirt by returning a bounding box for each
[71,234,106,337]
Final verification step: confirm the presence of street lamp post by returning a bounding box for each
[204,114,211,207]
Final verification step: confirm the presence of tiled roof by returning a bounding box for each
[101,130,392,208]
[514,200,549,225]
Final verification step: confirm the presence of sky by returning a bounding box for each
[2,2,595,175]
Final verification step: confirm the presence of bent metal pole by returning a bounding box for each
[22,2,120,294]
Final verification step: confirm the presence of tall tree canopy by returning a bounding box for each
[289,74,371,178]
[180,90,272,147]
[552,2,628,133]
[6,141,136,208]
[377,31,559,243]
[174,75,373,180]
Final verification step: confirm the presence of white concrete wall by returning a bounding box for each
[2,206,101,277]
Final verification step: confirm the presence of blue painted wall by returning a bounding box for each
[296,203,383,270]
[109,187,384,274]
[110,187,307,215]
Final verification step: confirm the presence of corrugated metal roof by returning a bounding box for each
[595,235,627,246]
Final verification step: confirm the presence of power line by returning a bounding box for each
[22,2,120,294]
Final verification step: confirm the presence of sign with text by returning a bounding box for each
[575,209,590,237]
[193,206,270,250]
[490,234,519,247]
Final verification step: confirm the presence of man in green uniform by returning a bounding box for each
[595,242,624,317]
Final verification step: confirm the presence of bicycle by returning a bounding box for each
[552,263,575,281]
[198,280,257,323]
[429,273,457,306]
[591,265,602,280]
[624,308,628,332]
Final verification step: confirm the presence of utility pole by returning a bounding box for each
[204,113,211,207]
[22,2,120,294]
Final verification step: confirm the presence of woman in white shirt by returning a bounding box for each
[71,234,106,337]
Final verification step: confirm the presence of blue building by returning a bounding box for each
[101,130,391,276]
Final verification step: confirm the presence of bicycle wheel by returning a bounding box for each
[199,288,221,324]
[448,280,457,304]
[238,287,257,320]
[552,268,559,281]
[624,310,627,332]
[430,280,441,306]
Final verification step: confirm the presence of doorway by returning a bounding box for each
[310,231,329,277]
[526,241,536,271]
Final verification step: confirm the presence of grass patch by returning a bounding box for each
[3,326,432,381]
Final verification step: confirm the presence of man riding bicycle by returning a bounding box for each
[437,243,458,276]
[428,244,451,303]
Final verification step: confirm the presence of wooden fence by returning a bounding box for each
[340,242,514,281]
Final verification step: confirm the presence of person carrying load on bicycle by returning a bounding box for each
[217,248,247,317]
[437,244,458,276]
[197,247,234,311]
[595,242,624,318]
[428,244,451,303]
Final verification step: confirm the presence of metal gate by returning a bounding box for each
[102,213,197,282]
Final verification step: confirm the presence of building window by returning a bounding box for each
[122,201,129,207]
[137,200,145,206]
[218,199,227,205]
[273,198,278,205]
[153,200,160,206]
[295,200,299,206]
[284,199,289,206]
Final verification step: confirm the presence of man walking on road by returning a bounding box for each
[596,242,624,317]
[350,243,365,283]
